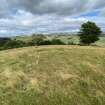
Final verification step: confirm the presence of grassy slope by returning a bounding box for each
[0,45,105,105]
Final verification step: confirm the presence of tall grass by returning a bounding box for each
[0,46,105,105]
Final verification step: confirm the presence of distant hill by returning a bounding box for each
[0,37,11,46]
[0,37,11,42]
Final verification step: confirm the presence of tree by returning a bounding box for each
[79,21,102,45]
[31,34,46,46]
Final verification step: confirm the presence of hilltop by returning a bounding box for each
[0,45,105,105]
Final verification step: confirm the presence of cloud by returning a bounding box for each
[0,0,105,36]
[0,0,105,17]
[63,17,88,24]
[0,29,7,33]
[0,10,105,37]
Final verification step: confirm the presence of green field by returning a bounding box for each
[14,35,105,47]
[0,45,105,105]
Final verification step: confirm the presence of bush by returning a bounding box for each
[51,39,65,45]
[40,40,52,45]
[31,36,65,45]
[68,41,76,45]
[32,34,46,39]
[3,40,27,49]
[0,36,66,51]
[31,35,46,46]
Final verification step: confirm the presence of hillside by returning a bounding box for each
[14,35,105,47]
[0,45,105,105]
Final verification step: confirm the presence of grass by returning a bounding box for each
[0,45,105,105]
[95,37,105,47]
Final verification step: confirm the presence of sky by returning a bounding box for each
[0,0,105,37]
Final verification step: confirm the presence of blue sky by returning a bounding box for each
[0,0,105,37]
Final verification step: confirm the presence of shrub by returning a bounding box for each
[31,35,46,46]
[68,41,75,45]
[3,40,27,49]
[51,39,65,45]
[40,40,52,45]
